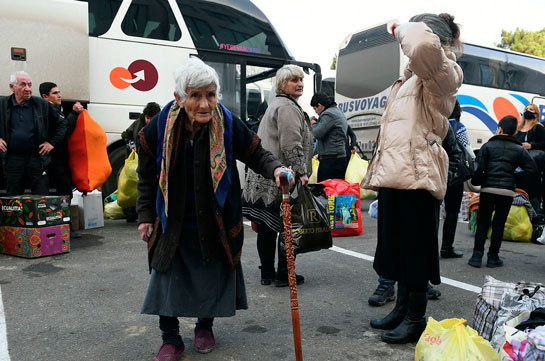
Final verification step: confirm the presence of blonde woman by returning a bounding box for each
[242,64,313,287]
[515,103,545,212]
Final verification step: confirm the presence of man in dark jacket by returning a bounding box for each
[39,81,83,237]
[310,92,348,181]
[39,82,83,196]
[0,72,67,195]
[469,115,538,268]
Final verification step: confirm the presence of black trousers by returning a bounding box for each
[49,155,72,197]
[4,153,48,196]
[441,182,464,250]
[256,223,288,275]
[474,192,512,254]
[317,156,347,182]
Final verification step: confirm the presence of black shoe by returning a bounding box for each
[468,250,483,268]
[70,230,81,239]
[440,248,463,258]
[368,282,395,307]
[259,265,275,286]
[381,318,427,344]
[370,284,408,330]
[427,285,441,300]
[486,253,504,268]
[381,291,427,344]
[274,272,304,287]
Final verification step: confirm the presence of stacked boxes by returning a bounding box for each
[0,195,71,258]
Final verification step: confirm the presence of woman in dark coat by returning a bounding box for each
[515,103,545,213]
[136,58,290,360]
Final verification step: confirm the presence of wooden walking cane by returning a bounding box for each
[279,172,303,361]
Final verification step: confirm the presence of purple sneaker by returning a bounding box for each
[154,343,184,361]
[194,326,215,353]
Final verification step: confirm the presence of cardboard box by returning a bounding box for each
[0,195,70,227]
[0,224,70,258]
[73,190,104,229]
[70,205,80,231]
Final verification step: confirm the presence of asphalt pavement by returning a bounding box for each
[1,200,544,361]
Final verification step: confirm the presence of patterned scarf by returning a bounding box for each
[158,101,231,217]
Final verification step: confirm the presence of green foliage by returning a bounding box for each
[497,28,545,57]
[330,54,337,70]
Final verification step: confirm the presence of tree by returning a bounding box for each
[330,54,337,70]
[496,28,545,57]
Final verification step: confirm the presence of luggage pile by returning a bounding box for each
[468,189,540,243]
[473,276,545,360]
[0,195,71,258]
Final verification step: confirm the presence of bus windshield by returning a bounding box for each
[178,0,291,59]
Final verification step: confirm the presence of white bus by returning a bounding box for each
[0,0,322,195]
[335,20,545,155]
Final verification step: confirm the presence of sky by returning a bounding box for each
[251,0,545,78]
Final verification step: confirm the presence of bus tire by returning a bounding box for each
[102,145,127,200]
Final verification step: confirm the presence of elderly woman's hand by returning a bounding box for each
[138,223,153,242]
[274,167,295,188]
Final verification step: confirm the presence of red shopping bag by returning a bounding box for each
[319,179,363,237]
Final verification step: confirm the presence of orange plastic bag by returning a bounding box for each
[68,110,112,192]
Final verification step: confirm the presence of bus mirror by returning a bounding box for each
[314,73,322,93]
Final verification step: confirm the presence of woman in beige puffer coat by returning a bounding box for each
[362,13,463,344]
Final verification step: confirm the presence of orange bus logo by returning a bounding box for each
[110,59,158,91]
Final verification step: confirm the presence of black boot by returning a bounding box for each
[486,252,503,268]
[259,265,275,285]
[370,283,408,330]
[381,291,427,344]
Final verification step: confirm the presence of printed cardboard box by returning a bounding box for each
[0,224,70,258]
[0,195,70,227]
[73,190,104,229]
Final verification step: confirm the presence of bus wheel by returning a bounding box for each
[102,146,127,199]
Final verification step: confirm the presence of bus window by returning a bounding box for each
[177,0,290,59]
[205,61,241,119]
[83,0,123,37]
[121,0,181,41]
[505,53,545,94]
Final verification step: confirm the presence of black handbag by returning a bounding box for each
[450,121,476,186]
[279,182,332,255]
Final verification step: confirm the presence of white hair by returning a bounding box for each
[10,71,31,86]
[275,64,304,94]
[173,57,220,104]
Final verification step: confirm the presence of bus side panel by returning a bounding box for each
[88,37,193,108]
[0,0,89,101]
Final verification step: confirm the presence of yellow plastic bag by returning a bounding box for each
[117,150,139,208]
[104,191,125,220]
[487,205,532,242]
[344,152,376,199]
[309,155,319,184]
[415,318,500,361]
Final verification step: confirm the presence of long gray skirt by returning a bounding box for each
[141,230,248,318]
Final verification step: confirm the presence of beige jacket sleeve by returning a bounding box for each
[396,22,463,98]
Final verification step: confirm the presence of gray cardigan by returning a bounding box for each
[312,104,348,158]
[242,94,313,207]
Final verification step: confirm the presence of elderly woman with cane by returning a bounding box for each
[362,13,463,344]
[136,58,292,360]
